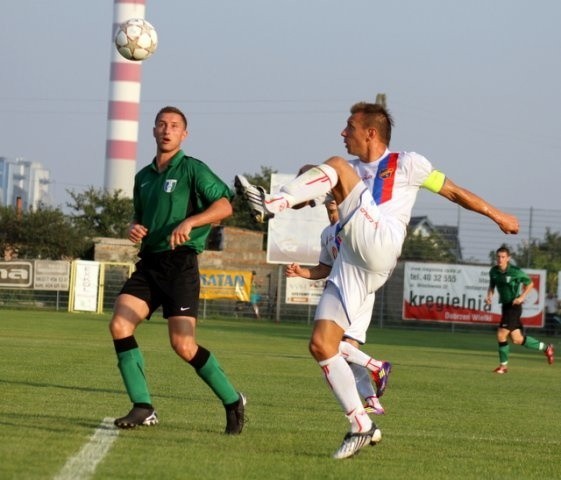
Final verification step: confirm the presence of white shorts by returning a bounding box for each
[314,183,402,342]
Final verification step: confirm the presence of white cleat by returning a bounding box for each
[234,175,274,223]
[332,426,382,459]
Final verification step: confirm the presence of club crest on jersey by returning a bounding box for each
[163,179,177,193]
[378,167,395,179]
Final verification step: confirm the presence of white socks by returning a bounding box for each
[339,341,383,371]
[349,363,377,400]
[266,164,338,214]
[319,354,372,433]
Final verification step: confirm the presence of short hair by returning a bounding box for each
[496,245,511,255]
[155,106,188,129]
[350,102,394,145]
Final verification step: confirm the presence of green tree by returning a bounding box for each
[401,231,457,262]
[0,204,89,259]
[0,206,21,259]
[224,166,276,232]
[511,229,561,294]
[66,187,133,238]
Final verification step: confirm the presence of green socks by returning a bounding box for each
[114,338,239,407]
[498,341,510,364]
[114,336,152,405]
[522,336,544,351]
[191,346,240,405]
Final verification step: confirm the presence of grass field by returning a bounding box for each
[1,309,559,480]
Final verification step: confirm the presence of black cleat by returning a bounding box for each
[114,406,159,429]
[225,392,247,435]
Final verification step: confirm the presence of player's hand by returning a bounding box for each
[170,220,193,249]
[285,263,302,277]
[129,223,148,244]
[496,212,519,234]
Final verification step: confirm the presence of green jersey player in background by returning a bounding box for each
[486,245,554,374]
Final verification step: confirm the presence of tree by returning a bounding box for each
[0,204,89,259]
[511,229,561,294]
[401,231,457,262]
[224,166,276,232]
[66,187,133,238]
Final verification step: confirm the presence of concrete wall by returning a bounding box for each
[92,226,280,296]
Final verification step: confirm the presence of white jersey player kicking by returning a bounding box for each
[236,101,519,459]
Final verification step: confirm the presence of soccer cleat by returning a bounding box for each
[371,361,392,397]
[332,425,382,459]
[493,365,508,374]
[370,426,383,446]
[364,396,385,415]
[114,406,159,429]
[545,344,554,364]
[225,392,247,435]
[234,175,274,223]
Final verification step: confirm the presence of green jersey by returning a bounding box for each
[133,150,233,254]
[488,263,532,304]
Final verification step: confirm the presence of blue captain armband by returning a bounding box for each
[422,170,446,193]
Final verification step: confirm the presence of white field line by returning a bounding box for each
[53,418,118,480]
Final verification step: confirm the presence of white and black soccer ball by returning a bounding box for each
[114,18,158,61]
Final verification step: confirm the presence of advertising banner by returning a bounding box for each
[200,269,253,301]
[0,261,32,288]
[71,260,100,312]
[33,260,70,291]
[285,277,326,305]
[403,262,545,327]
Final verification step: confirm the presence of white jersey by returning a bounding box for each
[348,150,434,243]
[315,149,437,341]
[318,221,340,267]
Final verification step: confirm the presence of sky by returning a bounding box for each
[1,0,560,261]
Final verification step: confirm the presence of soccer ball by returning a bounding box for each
[114,18,158,61]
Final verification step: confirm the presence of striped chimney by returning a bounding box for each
[104,0,147,198]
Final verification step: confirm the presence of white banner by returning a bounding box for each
[72,260,100,312]
[34,260,70,291]
[285,276,326,305]
[403,261,546,327]
[266,173,329,265]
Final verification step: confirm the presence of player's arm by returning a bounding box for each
[307,263,332,280]
[170,197,232,249]
[286,262,331,280]
[485,286,495,305]
[426,172,519,234]
[514,277,534,305]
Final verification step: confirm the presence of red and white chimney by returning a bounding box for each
[104,0,147,197]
